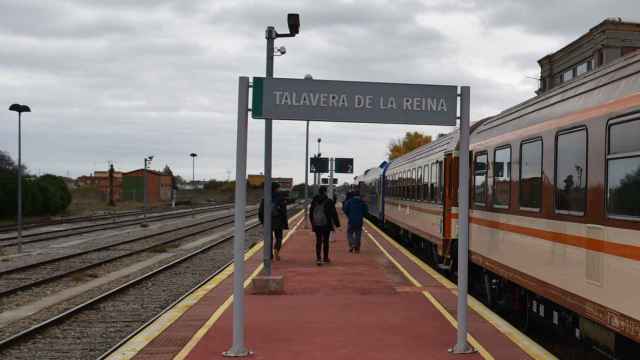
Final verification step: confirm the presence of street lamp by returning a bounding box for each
[261,13,301,278]
[225,13,300,359]
[303,74,312,227]
[316,138,321,188]
[141,155,153,227]
[9,103,31,253]
[190,153,198,184]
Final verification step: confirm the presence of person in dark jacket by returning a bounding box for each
[309,186,340,266]
[343,191,368,253]
[259,182,288,260]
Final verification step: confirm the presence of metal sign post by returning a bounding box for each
[247,74,472,355]
[224,76,251,357]
[451,86,473,354]
[328,158,334,199]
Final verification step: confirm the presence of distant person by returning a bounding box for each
[310,186,340,266]
[343,191,368,253]
[259,182,288,261]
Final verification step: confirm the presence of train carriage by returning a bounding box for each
[382,132,460,263]
[467,50,640,352]
[355,161,388,222]
[356,49,640,356]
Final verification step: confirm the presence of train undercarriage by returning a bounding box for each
[375,217,640,360]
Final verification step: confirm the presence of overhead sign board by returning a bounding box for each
[310,157,329,173]
[334,158,354,174]
[252,77,457,125]
[321,178,338,185]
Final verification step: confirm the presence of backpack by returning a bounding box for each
[312,198,329,226]
[271,200,283,219]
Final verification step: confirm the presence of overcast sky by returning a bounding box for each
[1,0,637,184]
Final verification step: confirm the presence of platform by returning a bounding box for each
[107,211,555,360]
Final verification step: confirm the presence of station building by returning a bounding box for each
[122,169,173,205]
[537,18,640,94]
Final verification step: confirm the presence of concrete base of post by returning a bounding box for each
[222,349,253,357]
[448,344,476,354]
[251,275,284,295]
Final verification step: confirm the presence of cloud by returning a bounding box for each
[0,0,634,184]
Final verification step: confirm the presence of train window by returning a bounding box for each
[607,118,640,218]
[438,161,444,204]
[430,163,437,202]
[474,153,488,206]
[555,128,587,215]
[519,139,543,210]
[493,146,511,208]
[403,170,408,199]
[423,165,429,201]
[410,168,415,200]
[413,168,418,200]
[417,166,423,201]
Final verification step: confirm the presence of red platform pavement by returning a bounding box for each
[116,212,553,360]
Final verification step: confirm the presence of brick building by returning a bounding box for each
[537,18,640,94]
[94,170,123,202]
[122,169,173,205]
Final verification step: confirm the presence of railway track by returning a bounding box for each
[0,203,228,234]
[0,209,257,298]
[0,203,234,248]
[0,225,261,359]
[0,209,303,359]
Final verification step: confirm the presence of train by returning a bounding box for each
[355,49,640,358]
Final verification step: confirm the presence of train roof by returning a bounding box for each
[387,131,459,171]
[472,50,640,144]
[355,161,387,183]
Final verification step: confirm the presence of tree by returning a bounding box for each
[0,150,16,171]
[387,132,432,160]
[162,165,173,176]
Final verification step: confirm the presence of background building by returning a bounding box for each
[537,18,640,94]
[122,169,172,205]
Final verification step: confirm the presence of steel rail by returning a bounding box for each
[0,222,261,349]
[0,209,255,278]
[0,204,235,246]
[0,210,258,297]
[0,203,229,234]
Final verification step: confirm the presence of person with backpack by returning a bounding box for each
[259,182,288,261]
[343,191,368,253]
[309,186,340,266]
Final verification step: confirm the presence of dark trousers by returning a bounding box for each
[273,228,283,252]
[315,229,331,261]
[347,224,362,250]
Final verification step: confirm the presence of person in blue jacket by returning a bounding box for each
[343,191,368,253]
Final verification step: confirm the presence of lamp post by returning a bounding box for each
[141,155,153,227]
[303,74,312,227]
[261,13,300,278]
[316,138,321,189]
[190,153,197,184]
[8,103,31,253]
[224,14,300,358]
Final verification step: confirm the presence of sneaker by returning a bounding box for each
[275,250,280,261]
[348,247,353,253]
[316,260,323,266]
[323,258,331,264]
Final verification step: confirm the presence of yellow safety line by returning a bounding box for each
[365,229,494,360]
[105,210,304,360]
[173,214,305,360]
[365,219,557,360]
